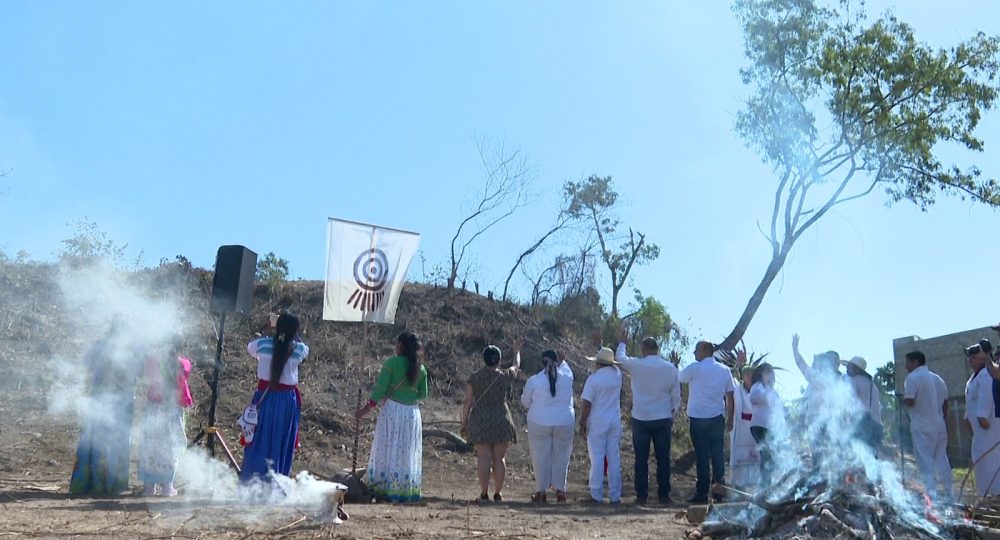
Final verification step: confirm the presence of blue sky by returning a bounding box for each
[2,1,999,395]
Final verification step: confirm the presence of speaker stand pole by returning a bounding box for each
[207,311,228,457]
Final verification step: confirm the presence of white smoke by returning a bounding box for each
[721,359,943,535]
[45,261,345,521]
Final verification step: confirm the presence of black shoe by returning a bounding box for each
[712,494,725,503]
[635,496,648,505]
[659,496,674,505]
[687,495,709,504]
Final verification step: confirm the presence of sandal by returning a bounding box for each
[531,491,547,504]
[493,493,504,502]
[478,493,489,503]
[556,491,567,503]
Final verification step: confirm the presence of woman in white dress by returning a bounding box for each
[749,363,783,487]
[730,363,760,489]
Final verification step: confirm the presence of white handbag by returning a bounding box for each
[238,389,268,444]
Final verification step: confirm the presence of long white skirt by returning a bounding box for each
[367,400,422,502]
[731,388,759,488]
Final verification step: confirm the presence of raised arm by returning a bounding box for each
[792,334,810,378]
[508,338,524,376]
[671,369,681,415]
[615,328,634,365]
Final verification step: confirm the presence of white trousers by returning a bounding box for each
[587,421,622,502]
[527,422,575,492]
[912,429,953,498]
[972,422,1000,497]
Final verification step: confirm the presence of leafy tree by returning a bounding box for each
[565,175,660,318]
[629,293,674,347]
[720,0,1000,350]
[256,252,290,290]
[554,286,605,336]
[874,360,896,394]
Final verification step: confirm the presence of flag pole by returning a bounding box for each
[352,321,371,475]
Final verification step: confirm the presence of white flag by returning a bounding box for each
[323,218,420,323]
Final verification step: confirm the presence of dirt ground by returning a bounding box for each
[0,417,695,540]
[0,264,700,539]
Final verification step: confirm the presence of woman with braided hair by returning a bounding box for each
[240,312,308,482]
[355,331,429,503]
[521,350,575,503]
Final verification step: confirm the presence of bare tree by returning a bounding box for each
[531,246,596,306]
[448,137,531,291]
[501,201,578,301]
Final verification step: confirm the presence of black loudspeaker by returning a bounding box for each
[210,245,257,314]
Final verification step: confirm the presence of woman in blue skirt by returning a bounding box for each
[239,312,308,482]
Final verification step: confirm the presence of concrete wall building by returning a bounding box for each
[892,326,999,467]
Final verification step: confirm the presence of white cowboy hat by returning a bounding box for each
[586,347,621,366]
[841,356,868,373]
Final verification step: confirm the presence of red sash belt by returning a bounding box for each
[257,379,299,392]
[741,413,753,421]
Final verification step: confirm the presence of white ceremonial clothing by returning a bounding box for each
[615,343,681,421]
[521,362,575,427]
[905,365,952,498]
[527,422,575,493]
[581,366,623,430]
[730,384,760,487]
[912,429,953,499]
[905,366,948,434]
[679,357,735,419]
[581,366,623,502]
[967,368,1000,497]
[749,382,784,430]
[586,421,623,503]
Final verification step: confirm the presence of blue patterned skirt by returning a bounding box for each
[239,386,300,482]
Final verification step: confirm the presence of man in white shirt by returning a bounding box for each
[616,329,681,505]
[965,341,1000,497]
[679,341,735,504]
[903,350,953,500]
[580,347,624,504]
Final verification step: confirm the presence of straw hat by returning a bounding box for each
[587,347,621,366]
[842,356,868,373]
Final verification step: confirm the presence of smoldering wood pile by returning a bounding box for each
[681,468,997,540]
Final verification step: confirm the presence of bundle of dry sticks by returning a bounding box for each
[683,467,990,540]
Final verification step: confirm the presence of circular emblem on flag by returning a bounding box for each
[348,248,389,312]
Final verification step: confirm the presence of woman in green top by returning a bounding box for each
[355,331,428,502]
